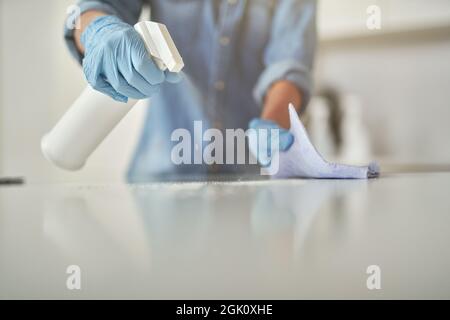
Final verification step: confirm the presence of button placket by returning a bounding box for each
[209,0,244,137]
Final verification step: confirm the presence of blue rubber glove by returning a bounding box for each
[81,15,182,103]
[248,118,295,167]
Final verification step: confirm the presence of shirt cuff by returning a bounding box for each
[253,60,313,113]
[64,1,119,64]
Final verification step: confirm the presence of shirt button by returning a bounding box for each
[214,81,225,91]
[219,36,230,46]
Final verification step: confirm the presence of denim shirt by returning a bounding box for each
[64,0,317,182]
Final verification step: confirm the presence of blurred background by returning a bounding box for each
[0,0,449,183]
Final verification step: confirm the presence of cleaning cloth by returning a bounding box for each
[269,104,379,179]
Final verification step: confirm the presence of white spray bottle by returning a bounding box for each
[41,21,184,171]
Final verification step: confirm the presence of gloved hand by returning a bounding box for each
[248,118,294,167]
[81,15,182,102]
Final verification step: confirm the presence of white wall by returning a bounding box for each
[318,0,450,40]
[316,0,450,163]
[316,33,450,163]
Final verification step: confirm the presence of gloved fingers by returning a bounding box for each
[247,125,274,167]
[249,118,276,159]
[278,130,295,151]
[164,70,183,84]
[120,64,161,97]
[112,73,148,100]
[266,129,294,156]
[247,118,295,167]
[91,75,128,103]
[131,46,165,85]
[248,118,294,151]
[103,61,147,100]
[249,118,279,130]
[83,58,128,102]
[255,137,272,167]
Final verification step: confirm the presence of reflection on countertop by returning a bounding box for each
[1,172,450,299]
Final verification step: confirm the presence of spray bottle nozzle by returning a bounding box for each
[134,21,184,73]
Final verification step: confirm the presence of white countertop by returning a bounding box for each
[1,171,450,299]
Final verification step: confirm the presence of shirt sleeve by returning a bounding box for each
[253,0,317,112]
[64,0,144,64]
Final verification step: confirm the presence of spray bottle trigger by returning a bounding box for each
[134,21,184,73]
